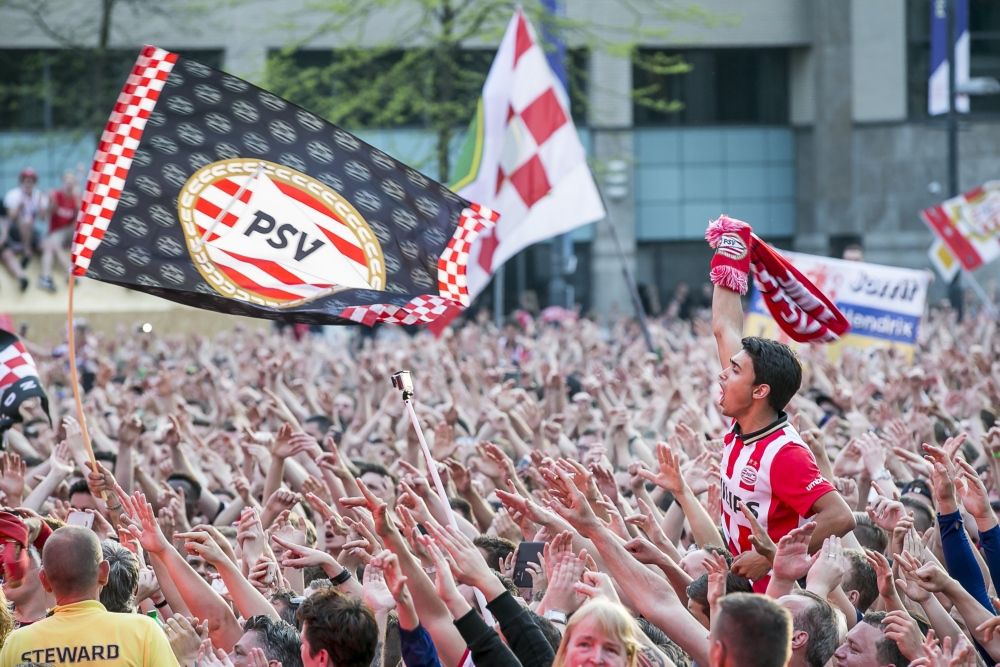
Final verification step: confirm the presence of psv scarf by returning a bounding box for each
[72,46,497,327]
[707,215,849,344]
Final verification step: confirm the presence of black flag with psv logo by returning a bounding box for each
[71,46,498,326]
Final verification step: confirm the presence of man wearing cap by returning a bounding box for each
[0,525,178,666]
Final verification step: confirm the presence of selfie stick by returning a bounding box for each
[392,370,494,623]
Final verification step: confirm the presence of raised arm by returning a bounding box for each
[712,285,744,372]
[706,215,753,371]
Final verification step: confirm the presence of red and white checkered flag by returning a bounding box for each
[0,329,49,433]
[450,7,605,302]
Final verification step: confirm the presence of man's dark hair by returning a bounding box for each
[100,540,140,613]
[244,615,303,667]
[270,589,301,627]
[297,589,378,667]
[68,479,92,498]
[851,512,888,553]
[741,336,802,412]
[713,593,792,667]
[899,498,934,534]
[473,535,516,570]
[354,462,397,483]
[305,414,333,434]
[450,497,473,524]
[703,545,735,567]
[843,550,878,612]
[686,572,753,613]
[635,618,691,667]
[790,591,839,667]
[166,472,203,501]
[528,611,562,651]
[861,611,908,667]
[94,450,117,468]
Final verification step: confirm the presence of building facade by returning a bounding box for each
[1,0,997,316]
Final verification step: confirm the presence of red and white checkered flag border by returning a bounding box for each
[0,341,39,391]
[340,203,498,326]
[71,45,177,274]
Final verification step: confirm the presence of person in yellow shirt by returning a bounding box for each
[0,525,178,667]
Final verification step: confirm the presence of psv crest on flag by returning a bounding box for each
[72,47,497,326]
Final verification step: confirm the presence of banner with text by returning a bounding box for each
[745,252,929,359]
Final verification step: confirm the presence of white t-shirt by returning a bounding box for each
[4,186,47,224]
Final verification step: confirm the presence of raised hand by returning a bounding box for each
[771,521,817,582]
[176,530,228,566]
[806,535,847,596]
[272,533,336,570]
[0,451,26,504]
[953,458,996,528]
[165,615,209,666]
[880,610,925,662]
[866,494,907,532]
[124,491,171,555]
[362,557,397,614]
[340,479,395,538]
[703,550,729,619]
[574,570,621,604]
[739,503,776,563]
[636,442,686,496]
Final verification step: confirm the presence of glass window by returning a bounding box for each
[0,48,222,131]
[633,48,790,126]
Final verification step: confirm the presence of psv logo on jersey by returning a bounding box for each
[177,158,386,307]
[739,465,758,487]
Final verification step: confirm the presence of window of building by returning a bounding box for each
[906,0,1000,117]
[0,48,222,131]
[633,48,790,126]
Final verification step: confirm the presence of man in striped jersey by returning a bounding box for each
[709,219,855,590]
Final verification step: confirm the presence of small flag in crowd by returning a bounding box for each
[0,329,49,434]
[71,46,497,327]
[449,7,605,302]
[921,181,1000,273]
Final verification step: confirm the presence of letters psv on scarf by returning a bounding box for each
[71,46,498,326]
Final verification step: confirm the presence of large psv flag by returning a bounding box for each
[929,0,969,115]
[449,7,605,301]
[72,47,497,327]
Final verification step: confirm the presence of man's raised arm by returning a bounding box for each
[712,285,744,372]
[705,215,754,370]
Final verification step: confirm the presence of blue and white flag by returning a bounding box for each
[929,0,970,115]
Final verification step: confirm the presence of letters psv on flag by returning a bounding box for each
[72,47,498,326]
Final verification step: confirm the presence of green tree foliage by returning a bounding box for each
[265,0,721,179]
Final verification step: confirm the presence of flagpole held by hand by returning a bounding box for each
[391,370,494,624]
[65,274,98,470]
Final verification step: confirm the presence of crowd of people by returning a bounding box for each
[0,167,79,294]
[0,243,998,667]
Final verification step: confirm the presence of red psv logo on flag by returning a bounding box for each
[177,159,386,307]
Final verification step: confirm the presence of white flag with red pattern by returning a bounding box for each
[450,7,605,302]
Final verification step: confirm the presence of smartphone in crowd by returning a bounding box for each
[512,541,545,588]
[67,511,95,530]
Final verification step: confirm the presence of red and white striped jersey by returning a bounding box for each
[720,414,835,561]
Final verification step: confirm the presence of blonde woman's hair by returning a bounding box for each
[0,586,14,647]
[552,598,646,667]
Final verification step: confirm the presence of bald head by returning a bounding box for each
[41,526,104,597]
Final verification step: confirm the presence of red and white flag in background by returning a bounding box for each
[446,7,605,315]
